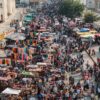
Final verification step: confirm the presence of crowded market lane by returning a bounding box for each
[0,2,100,100]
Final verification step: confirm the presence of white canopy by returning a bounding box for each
[6,33,25,40]
[37,62,47,66]
[26,65,38,68]
[2,88,21,95]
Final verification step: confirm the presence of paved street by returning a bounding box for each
[0,0,100,100]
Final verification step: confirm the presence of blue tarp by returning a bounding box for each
[80,28,90,32]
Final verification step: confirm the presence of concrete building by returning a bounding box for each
[86,0,95,9]
[20,0,30,5]
[94,0,100,11]
[0,0,16,22]
[78,0,99,11]
[75,0,96,10]
[19,0,47,7]
[30,0,47,7]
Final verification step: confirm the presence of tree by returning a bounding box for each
[58,0,84,18]
[84,12,100,23]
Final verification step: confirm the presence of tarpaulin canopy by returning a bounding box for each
[80,34,95,38]
[73,28,80,32]
[29,68,42,72]
[90,30,97,34]
[37,62,47,66]
[2,88,21,95]
[6,33,25,40]
[80,28,90,32]
[21,71,33,76]
[6,45,18,48]
[26,65,38,68]
[37,27,47,32]
[37,29,47,32]
[77,32,90,35]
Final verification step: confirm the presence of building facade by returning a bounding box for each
[0,0,16,22]
[95,0,100,11]
[86,0,95,9]
[19,0,47,7]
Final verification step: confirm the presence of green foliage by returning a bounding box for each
[84,12,100,23]
[58,0,84,18]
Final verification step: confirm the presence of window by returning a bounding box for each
[0,3,2,8]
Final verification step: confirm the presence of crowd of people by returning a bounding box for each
[0,2,100,100]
